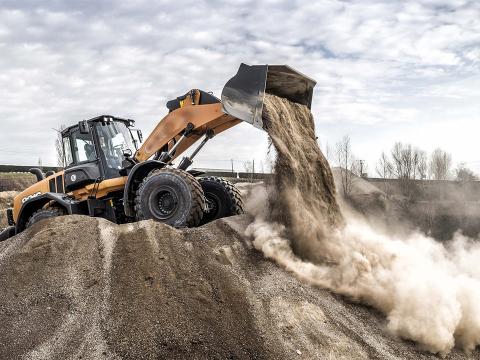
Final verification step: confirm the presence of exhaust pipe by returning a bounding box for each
[29,168,44,182]
[221,63,316,129]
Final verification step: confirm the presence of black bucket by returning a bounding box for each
[221,63,316,129]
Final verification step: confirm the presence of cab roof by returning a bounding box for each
[61,115,135,136]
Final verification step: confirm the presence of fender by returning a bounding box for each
[15,193,83,233]
[187,169,205,177]
[123,160,167,217]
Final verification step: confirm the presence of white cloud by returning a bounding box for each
[0,0,478,174]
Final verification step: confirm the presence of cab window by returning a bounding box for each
[96,121,135,171]
[71,130,96,164]
[63,136,74,166]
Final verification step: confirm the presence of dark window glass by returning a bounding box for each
[96,122,135,171]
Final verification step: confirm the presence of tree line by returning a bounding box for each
[375,142,477,182]
[324,136,478,199]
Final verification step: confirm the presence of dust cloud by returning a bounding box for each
[261,94,343,264]
[246,94,480,355]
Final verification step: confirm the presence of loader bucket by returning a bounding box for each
[221,63,316,129]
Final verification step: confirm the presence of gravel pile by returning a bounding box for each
[0,215,476,359]
[0,191,16,228]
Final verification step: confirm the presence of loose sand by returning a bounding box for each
[0,191,16,228]
[1,215,476,360]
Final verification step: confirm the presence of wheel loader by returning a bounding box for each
[0,63,315,241]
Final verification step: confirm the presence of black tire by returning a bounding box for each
[0,226,15,242]
[199,177,244,225]
[134,168,204,228]
[26,206,66,228]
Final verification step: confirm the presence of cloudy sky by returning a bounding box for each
[0,0,479,174]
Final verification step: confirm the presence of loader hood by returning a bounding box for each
[221,63,316,129]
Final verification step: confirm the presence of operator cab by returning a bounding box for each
[61,115,142,192]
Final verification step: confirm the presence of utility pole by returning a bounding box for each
[231,159,234,173]
[359,160,365,177]
[251,159,255,183]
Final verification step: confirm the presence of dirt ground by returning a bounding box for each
[0,191,16,228]
[0,215,478,360]
[0,172,35,191]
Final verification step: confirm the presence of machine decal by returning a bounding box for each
[21,192,42,204]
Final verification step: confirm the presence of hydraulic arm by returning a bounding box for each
[134,64,316,166]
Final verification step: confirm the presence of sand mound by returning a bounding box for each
[0,215,475,360]
[0,191,16,228]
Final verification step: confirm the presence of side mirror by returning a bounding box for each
[137,130,143,143]
[79,120,90,134]
[123,149,133,158]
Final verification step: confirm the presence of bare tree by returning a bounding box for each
[416,150,428,180]
[375,151,393,196]
[389,142,427,200]
[335,135,355,198]
[455,163,477,182]
[390,142,425,180]
[429,148,452,180]
[391,142,412,180]
[376,152,393,179]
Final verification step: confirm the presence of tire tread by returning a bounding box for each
[199,176,244,224]
[134,168,204,227]
[26,206,67,228]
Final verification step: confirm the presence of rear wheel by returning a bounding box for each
[199,177,244,225]
[135,168,204,228]
[26,206,66,228]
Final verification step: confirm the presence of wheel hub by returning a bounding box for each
[156,190,178,218]
[205,194,219,215]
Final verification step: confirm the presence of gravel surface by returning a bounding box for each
[0,215,478,359]
[0,191,16,228]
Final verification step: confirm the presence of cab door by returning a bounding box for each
[63,126,102,192]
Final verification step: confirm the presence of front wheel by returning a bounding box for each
[26,206,66,228]
[134,168,205,228]
[199,177,244,225]
[0,226,15,241]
